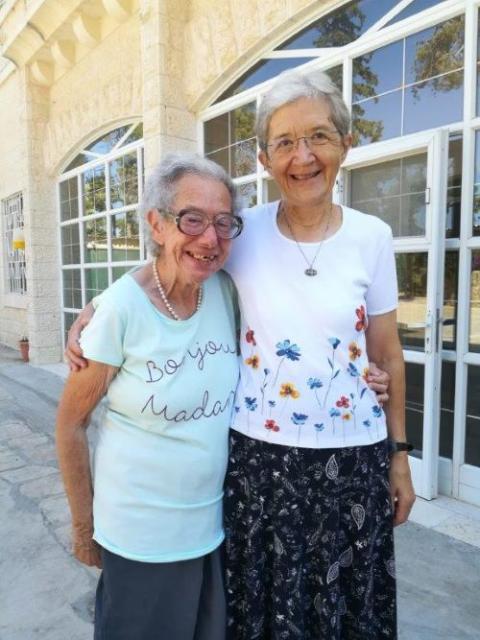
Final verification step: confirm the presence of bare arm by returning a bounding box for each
[56,361,118,567]
[366,310,415,526]
[64,302,95,371]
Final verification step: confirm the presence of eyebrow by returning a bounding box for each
[271,125,335,140]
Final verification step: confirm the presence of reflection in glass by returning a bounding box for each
[109,153,138,209]
[440,361,455,459]
[474,131,480,236]
[85,268,109,304]
[64,311,79,347]
[324,65,343,92]
[387,1,450,28]
[86,125,131,155]
[60,178,79,222]
[215,59,313,102]
[83,165,106,216]
[403,71,464,135]
[204,113,229,155]
[61,224,80,265]
[396,253,428,351]
[446,134,462,239]
[231,139,257,178]
[264,179,282,203]
[84,218,107,263]
[238,183,257,209]
[405,362,424,458]
[404,17,464,85]
[276,0,399,50]
[466,366,480,467]
[111,211,140,262]
[352,41,403,101]
[230,103,255,145]
[122,123,143,147]
[62,269,82,309]
[350,154,427,237]
[443,251,458,351]
[469,251,480,353]
[64,153,93,173]
[205,147,229,173]
[352,91,402,146]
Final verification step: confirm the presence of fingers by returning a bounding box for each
[64,346,87,371]
[73,539,102,569]
[389,457,416,527]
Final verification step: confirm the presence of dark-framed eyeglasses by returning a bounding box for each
[161,209,244,239]
[267,129,341,157]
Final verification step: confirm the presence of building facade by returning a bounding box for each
[0,0,479,506]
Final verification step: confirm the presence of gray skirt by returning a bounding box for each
[94,545,225,640]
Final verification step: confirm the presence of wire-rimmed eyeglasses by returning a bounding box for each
[161,209,244,239]
[267,129,341,157]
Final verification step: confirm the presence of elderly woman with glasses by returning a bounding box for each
[220,69,415,640]
[56,153,243,640]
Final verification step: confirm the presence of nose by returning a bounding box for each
[292,137,315,161]
[198,222,219,245]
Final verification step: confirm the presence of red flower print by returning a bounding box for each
[355,305,367,332]
[336,395,350,408]
[265,419,280,432]
[246,329,256,346]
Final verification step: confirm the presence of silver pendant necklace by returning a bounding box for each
[282,203,333,277]
[152,260,203,321]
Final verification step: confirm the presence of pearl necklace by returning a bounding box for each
[282,203,333,277]
[152,260,203,321]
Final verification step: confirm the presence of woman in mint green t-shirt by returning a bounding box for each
[56,152,243,640]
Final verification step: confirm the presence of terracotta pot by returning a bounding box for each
[19,341,29,363]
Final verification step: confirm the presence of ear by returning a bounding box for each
[340,134,353,163]
[146,208,166,246]
[259,149,271,173]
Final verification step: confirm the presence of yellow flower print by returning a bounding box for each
[349,342,362,361]
[279,383,300,399]
[342,412,352,421]
[245,355,260,369]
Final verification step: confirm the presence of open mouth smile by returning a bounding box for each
[186,251,217,263]
[290,170,321,180]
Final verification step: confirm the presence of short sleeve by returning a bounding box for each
[80,299,126,367]
[366,227,398,316]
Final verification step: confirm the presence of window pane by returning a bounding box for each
[63,153,92,173]
[61,224,80,265]
[353,41,403,102]
[396,252,428,351]
[404,17,464,86]
[112,266,130,282]
[469,250,480,353]
[277,0,399,50]
[446,134,462,239]
[466,366,480,467]
[403,70,464,135]
[474,131,480,236]
[86,125,131,155]
[352,91,402,146]
[205,147,229,173]
[440,361,455,459]
[387,1,449,28]
[84,217,107,263]
[111,211,140,262]
[405,362,424,458]
[238,182,257,209]
[121,123,143,146]
[59,177,79,222]
[204,113,229,155]
[63,311,79,347]
[324,65,343,92]
[62,269,82,309]
[443,251,458,351]
[230,103,256,145]
[85,268,109,303]
[83,165,106,216]
[263,179,281,203]
[231,139,257,178]
[215,58,313,102]
[110,153,138,209]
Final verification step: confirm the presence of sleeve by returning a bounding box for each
[366,226,398,316]
[79,298,126,367]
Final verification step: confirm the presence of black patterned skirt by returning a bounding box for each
[224,431,396,640]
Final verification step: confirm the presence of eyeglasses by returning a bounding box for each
[161,209,244,239]
[267,129,341,157]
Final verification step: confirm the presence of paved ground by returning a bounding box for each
[0,343,479,639]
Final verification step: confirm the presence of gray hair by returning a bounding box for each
[141,152,240,257]
[256,69,351,151]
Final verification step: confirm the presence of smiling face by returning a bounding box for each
[149,174,233,285]
[259,97,351,210]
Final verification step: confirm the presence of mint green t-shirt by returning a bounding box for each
[80,271,239,562]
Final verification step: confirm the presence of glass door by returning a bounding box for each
[340,130,449,499]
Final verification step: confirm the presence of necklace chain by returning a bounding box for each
[282,203,333,277]
[152,260,203,321]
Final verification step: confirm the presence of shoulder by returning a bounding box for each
[93,274,138,313]
[342,206,393,242]
[240,201,277,226]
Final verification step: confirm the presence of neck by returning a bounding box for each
[151,258,202,320]
[282,200,332,228]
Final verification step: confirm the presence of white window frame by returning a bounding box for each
[1,191,27,308]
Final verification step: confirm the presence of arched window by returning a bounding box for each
[58,123,144,342]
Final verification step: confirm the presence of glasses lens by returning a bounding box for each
[178,211,206,235]
[272,139,294,156]
[214,215,241,239]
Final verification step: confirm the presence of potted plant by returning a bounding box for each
[19,336,29,362]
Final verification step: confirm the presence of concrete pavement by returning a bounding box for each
[0,343,479,639]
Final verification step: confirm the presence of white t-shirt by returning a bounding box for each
[225,202,398,449]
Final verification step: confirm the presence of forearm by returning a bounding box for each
[378,347,406,442]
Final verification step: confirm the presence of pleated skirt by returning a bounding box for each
[224,431,396,640]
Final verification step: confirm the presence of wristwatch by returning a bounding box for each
[388,439,414,455]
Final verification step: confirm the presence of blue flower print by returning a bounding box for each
[314,422,325,444]
[245,397,258,411]
[363,419,373,441]
[328,337,341,350]
[347,363,360,377]
[324,338,341,407]
[276,340,301,361]
[268,400,276,407]
[372,405,383,418]
[291,412,308,444]
[329,407,341,436]
[307,377,323,389]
